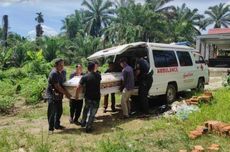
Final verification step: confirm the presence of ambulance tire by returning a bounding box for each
[197,78,205,92]
[166,84,177,104]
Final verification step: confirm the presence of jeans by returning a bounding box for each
[47,99,63,130]
[81,98,100,128]
[69,99,83,122]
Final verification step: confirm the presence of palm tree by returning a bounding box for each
[35,12,44,24]
[205,3,230,28]
[114,0,135,8]
[35,12,44,37]
[104,3,167,44]
[166,3,204,42]
[145,0,175,13]
[82,0,114,37]
[2,15,8,47]
[61,10,84,39]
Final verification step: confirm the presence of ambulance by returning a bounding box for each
[87,42,209,103]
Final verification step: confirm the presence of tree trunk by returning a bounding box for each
[2,15,8,47]
[36,24,43,38]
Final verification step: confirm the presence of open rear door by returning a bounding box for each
[87,42,146,60]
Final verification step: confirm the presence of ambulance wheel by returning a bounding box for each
[166,84,177,104]
[197,78,205,92]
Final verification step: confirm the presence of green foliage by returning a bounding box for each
[0,79,17,96]
[19,75,47,105]
[0,67,27,80]
[205,3,230,28]
[0,95,15,113]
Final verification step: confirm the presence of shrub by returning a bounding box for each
[0,95,15,113]
[0,67,27,80]
[19,75,47,105]
[0,79,17,96]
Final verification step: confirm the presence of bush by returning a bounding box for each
[0,67,27,80]
[0,95,15,113]
[0,79,17,96]
[19,75,47,105]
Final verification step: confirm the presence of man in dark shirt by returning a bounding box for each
[103,62,116,113]
[136,57,153,116]
[76,62,101,133]
[46,58,71,133]
[69,64,84,125]
[119,58,135,118]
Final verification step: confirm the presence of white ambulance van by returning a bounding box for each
[88,42,209,103]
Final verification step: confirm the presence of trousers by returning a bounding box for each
[138,75,153,114]
[69,99,83,122]
[81,98,100,128]
[104,93,115,110]
[47,99,63,130]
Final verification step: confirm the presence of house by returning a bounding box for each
[196,28,230,68]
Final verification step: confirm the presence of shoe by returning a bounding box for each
[85,126,93,133]
[69,118,74,124]
[103,108,107,113]
[48,129,54,134]
[81,121,86,127]
[74,121,81,126]
[122,115,129,119]
[55,125,66,130]
[48,130,53,135]
[111,108,116,112]
[137,114,150,118]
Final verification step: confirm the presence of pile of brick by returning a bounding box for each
[185,91,213,105]
[189,120,230,139]
[180,144,220,152]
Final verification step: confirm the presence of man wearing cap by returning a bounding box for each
[69,64,84,125]
[76,62,101,133]
[46,58,72,133]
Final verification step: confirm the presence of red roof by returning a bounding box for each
[208,28,230,34]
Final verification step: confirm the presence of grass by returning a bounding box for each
[0,88,230,151]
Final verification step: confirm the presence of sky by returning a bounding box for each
[0,0,230,38]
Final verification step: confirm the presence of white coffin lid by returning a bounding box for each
[87,42,146,60]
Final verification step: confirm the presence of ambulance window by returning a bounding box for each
[176,51,193,66]
[152,50,178,67]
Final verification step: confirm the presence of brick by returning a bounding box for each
[190,102,199,105]
[204,91,213,97]
[205,121,221,131]
[194,145,205,151]
[191,99,199,103]
[196,126,208,134]
[188,134,197,139]
[220,126,230,135]
[179,150,187,152]
[207,144,220,151]
[200,96,211,102]
[210,144,220,148]
[192,96,198,99]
